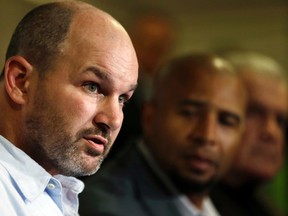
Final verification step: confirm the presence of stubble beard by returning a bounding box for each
[168,169,219,195]
[23,86,107,177]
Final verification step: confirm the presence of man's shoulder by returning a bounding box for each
[0,164,26,216]
[82,143,148,192]
[210,182,285,216]
[79,143,175,216]
[79,152,150,216]
[0,159,17,193]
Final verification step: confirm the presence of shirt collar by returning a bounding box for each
[54,174,84,194]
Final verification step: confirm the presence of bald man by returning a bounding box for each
[80,53,246,216]
[0,1,138,215]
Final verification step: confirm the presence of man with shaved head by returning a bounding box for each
[0,1,138,215]
[80,53,246,216]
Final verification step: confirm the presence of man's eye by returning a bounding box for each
[119,95,129,107]
[84,82,98,93]
[179,108,199,117]
[277,115,286,129]
[219,113,240,128]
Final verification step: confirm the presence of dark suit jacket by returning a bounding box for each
[210,182,285,216]
[79,141,183,216]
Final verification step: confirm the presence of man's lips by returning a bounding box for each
[185,154,217,172]
[84,135,108,154]
[85,135,108,145]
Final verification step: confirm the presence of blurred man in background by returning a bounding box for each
[211,51,287,216]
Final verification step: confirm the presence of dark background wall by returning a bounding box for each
[1,0,287,70]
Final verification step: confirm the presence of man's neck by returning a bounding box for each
[187,192,207,210]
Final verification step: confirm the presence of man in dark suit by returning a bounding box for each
[79,53,247,216]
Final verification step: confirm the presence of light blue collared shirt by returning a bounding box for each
[0,136,84,216]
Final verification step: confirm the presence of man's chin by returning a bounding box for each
[82,155,104,176]
[170,174,218,194]
[60,154,104,177]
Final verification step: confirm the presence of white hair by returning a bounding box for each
[221,51,285,79]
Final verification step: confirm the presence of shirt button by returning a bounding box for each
[47,183,56,190]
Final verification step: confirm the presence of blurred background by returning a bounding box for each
[0,0,287,214]
[1,0,287,70]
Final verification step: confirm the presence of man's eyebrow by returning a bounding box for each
[85,66,109,80]
[128,84,138,93]
[179,99,205,107]
[180,99,242,121]
[85,66,138,92]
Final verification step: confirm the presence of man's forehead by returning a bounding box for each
[247,80,287,109]
[248,97,288,115]
[243,72,286,92]
[177,92,244,113]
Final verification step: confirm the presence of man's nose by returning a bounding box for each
[191,113,217,145]
[260,115,279,143]
[93,97,123,133]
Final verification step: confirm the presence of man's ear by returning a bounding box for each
[4,56,33,105]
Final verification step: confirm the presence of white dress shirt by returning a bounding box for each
[0,136,84,216]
